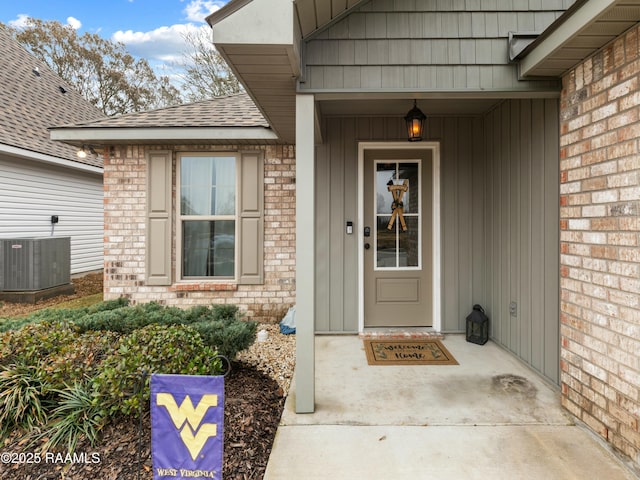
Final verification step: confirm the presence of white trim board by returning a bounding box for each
[357,141,441,333]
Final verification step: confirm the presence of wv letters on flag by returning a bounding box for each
[151,374,224,479]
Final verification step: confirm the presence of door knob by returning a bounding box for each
[364,243,370,250]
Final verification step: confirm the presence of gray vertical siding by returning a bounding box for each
[315,114,485,333]
[316,100,560,385]
[483,99,559,384]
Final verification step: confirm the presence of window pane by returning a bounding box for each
[398,162,419,213]
[399,217,419,267]
[376,216,396,268]
[376,163,396,215]
[182,220,235,277]
[181,156,236,215]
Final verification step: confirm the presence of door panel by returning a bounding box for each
[364,150,433,327]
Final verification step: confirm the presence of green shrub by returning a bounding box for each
[94,324,223,416]
[0,321,81,365]
[0,321,119,389]
[40,382,105,451]
[0,298,129,333]
[193,318,257,360]
[74,302,184,334]
[0,362,50,439]
[73,302,256,360]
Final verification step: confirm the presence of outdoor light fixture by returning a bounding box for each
[466,304,489,345]
[77,145,99,159]
[404,100,426,141]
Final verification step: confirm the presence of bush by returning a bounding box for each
[0,322,117,387]
[0,300,253,449]
[193,318,257,360]
[0,298,129,333]
[94,324,224,416]
[40,381,105,451]
[0,321,82,365]
[0,362,50,439]
[73,302,256,360]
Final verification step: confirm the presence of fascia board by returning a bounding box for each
[50,127,279,143]
[0,143,103,174]
[520,0,617,77]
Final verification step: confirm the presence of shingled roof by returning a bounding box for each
[61,92,269,129]
[0,26,105,168]
[50,92,278,145]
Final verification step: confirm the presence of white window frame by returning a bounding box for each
[373,158,422,272]
[176,152,240,282]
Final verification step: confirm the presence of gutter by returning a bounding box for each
[206,0,253,26]
[0,143,103,175]
[50,126,279,144]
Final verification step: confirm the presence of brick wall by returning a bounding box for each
[560,24,640,468]
[103,144,296,323]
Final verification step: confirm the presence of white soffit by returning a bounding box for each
[209,0,300,143]
[208,0,369,143]
[520,0,640,77]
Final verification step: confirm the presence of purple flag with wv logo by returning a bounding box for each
[151,374,224,480]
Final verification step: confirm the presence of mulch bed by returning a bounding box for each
[0,363,284,480]
[0,274,286,480]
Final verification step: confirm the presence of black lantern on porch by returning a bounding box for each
[466,304,489,345]
[404,100,426,141]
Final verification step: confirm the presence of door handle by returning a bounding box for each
[364,243,370,250]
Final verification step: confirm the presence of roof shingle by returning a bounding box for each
[58,92,269,130]
[0,26,106,168]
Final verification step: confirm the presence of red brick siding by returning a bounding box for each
[103,145,296,323]
[560,25,640,466]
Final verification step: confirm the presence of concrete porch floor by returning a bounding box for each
[265,334,637,479]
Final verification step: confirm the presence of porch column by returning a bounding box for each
[295,94,315,413]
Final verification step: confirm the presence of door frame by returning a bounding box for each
[357,141,441,333]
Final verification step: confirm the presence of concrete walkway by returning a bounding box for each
[265,335,637,480]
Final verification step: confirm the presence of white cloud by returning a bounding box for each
[111,1,228,82]
[66,16,82,30]
[182,0,225,23]
[7,14,30,29]
[8,13,82,30]
[113,23,210,66]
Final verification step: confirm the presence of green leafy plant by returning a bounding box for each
[40,382,105,451]
[94,324,224,416]
[0,362,50,439]
[0,298,129,333]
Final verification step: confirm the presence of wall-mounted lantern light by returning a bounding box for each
[404,100,426,142]
[77,145,100,159]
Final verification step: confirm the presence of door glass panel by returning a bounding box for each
[399,217,419,267]
[376,164,396,215]
[376,216,395,267]
[375,160,420,269]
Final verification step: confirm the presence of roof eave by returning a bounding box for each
[206,0,253,27]
[0,143,103,174]
[50,126,280,146]
[518,0,624,78]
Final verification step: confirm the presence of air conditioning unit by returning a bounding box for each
[0,237,71,291]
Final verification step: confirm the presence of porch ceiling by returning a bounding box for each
[293,0,369,38]
[520,0,640,77]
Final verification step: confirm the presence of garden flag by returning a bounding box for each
[151,374,224,480]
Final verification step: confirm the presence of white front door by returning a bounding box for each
[363,148,434,327]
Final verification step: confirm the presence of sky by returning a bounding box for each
[0,0,230,78]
